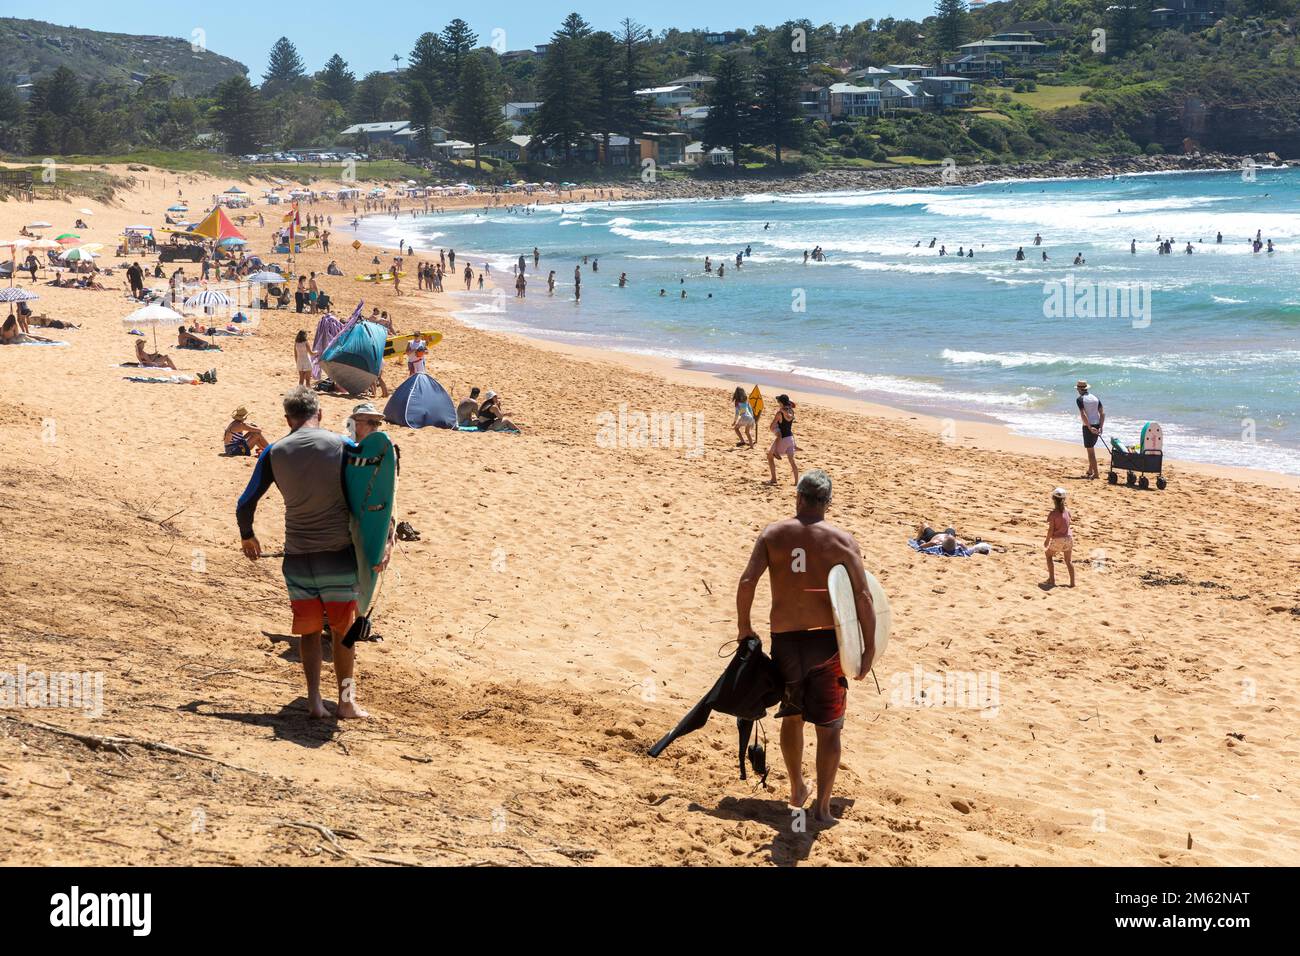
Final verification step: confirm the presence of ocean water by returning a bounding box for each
[358,168,1300,475]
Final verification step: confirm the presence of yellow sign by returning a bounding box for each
[351,239,362,250]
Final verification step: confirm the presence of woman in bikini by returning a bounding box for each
[766,394,800,485]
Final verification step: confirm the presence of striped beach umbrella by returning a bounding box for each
[184,289,232,310]
[0,285,38,313]
[57,247,97,262]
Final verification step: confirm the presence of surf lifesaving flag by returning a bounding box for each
[283,201,300,244]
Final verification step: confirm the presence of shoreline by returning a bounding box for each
[616,152,1285,202]
[351,170,1300,490]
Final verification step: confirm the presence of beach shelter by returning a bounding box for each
[189,206,247,243]
[384,373,456,429]
[321,307,386,395]
[310,312,343,379]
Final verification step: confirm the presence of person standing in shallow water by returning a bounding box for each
[735,469,875,824]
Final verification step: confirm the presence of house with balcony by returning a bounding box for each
[1004,20,1070,40]
[886,64,936,81]
[920,76,974,109]
[481,135,533,163]
[801,85,831,124]
[828,83,883,119]
[958,33,1047,66]
[941,53,1006,80]
[639,131,692,167]
[503,102,542,131]
[668,74,715,95]
[879,79,928,112]
[1149,0,1221,29]
[635,85,697,109]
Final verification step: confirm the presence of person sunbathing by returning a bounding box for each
[475,391,519,432]
[2,315,57,344]
[223,407,269,456]
[178,325,221,350]
[134,337,178,369]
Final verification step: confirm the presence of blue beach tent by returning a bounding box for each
[321,319,386,395]
[384,372,456,429]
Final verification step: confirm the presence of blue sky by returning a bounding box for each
[31,2,926,78]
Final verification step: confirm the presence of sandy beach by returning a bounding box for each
[2,166,1298,866]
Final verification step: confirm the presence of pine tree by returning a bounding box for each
[557,12,593,42]
[352,72,399,124]
[932,0,968,56]
[439,18,479,104]
[702,53,753,166]
[407,33,445,108]
[211,75,264,154]
[452,52,507,172]
[534,35,591,163]
[0,82,26,153]
[615,18,654,163]
[586,32,621,165]
[318,54,356,106]
[407,81,436,158]
[754,33,804,166]
[262,37,306,95]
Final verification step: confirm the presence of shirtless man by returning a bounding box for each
[735,469,875,824]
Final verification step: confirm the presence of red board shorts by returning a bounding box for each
[771,629,848,728]
[282,548,359,635]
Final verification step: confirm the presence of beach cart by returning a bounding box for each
[1102,422,1167,490]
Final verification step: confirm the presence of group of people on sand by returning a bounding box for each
[453,386,517,432]
[731,387,801,486]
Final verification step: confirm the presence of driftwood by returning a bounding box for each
[0,714,269,776]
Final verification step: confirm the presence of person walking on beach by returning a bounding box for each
[766,394,799,485]
[237,387,384,720]
[735,469,875,823]
[1076,380,1104,479]
[294,329,313,386]
[732,386,756,447]
[126,261,145,300]
[1044,487,1075,588]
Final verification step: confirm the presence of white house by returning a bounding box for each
[635,85,696,109]
[828,83,883,118]
[958,33,1047,65]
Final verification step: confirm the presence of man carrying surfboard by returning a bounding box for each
[735,469,877,824]
[236,387,388,720]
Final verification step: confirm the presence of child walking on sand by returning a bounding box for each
[294,330,314,386]
[732,386,756,447]
[1044,487,1075,587]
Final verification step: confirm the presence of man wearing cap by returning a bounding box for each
[1076,380,1105,479]
[237,386,387,720]
[735,469,876,824]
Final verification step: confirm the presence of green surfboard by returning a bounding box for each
[346,430,398,615]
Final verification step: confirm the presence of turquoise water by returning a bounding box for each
[360,168,1300,474]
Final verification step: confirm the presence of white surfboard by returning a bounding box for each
[828,564,892,679]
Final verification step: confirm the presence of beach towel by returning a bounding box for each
[310,312,344,379]
[124,374,200,384]
[908,539,975,558]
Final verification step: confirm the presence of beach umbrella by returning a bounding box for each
[57,248,97,262]
[0,286,38,312]
[27,238,59,250]
[26,221,52,229]
[245,270,286,284]
[224,186,246,194]
[184,289,232,311]
[123,302,183,349]
[55,234,82,245]
[218,237,247,247]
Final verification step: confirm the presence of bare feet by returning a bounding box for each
[336,701,370,719]
[789,777,810,809]
[813,801,837,825]
[306,697,328,719]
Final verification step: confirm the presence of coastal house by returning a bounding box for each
[674,105,711,133]
[338,121,411,149]
[885,64,936,81]
[880,79,928,112]
[828,83,883,119]
[635,85,696,109]
[941,53,1006,80]
[957,33,1047,66]
[685,142,735,166]
[705,31,741,45]
[639,131,692,167]
[480,135,532,164]
[593,134,635,166]
[1004,20,1071,40]
[920,76,974,109]
[668,74,715,95]
[801,85,831,124]
[1149,0,1221,29]
[848,66,899,84]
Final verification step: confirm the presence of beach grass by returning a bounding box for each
[1004,85,1091,111]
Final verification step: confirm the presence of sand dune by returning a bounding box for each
[1,167,1297,866]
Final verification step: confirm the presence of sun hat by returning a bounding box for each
[1076,380,1089,390]
[350,402,385,421]
[1052,487,1068,499]
[232,406,248,421]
